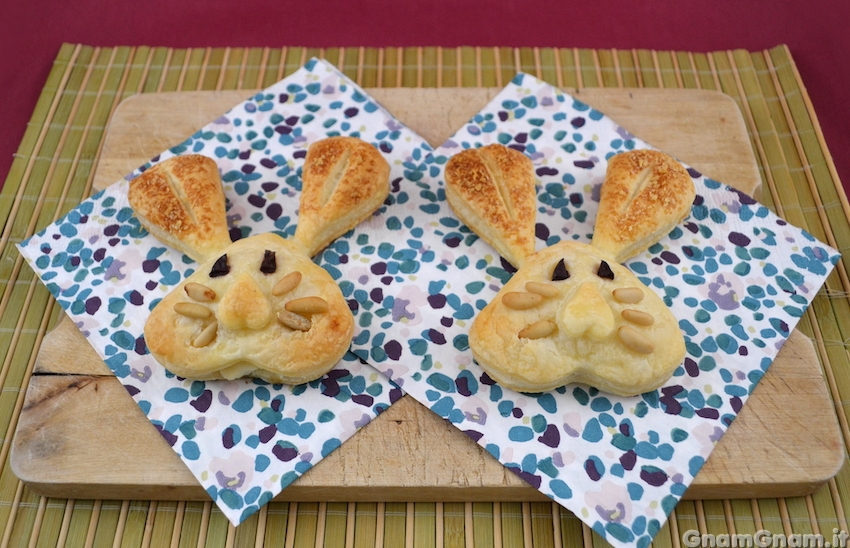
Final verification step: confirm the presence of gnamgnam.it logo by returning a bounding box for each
[682,529,849,548]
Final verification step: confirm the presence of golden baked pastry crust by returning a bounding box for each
[444,144,537,268]
[294,136,391,258]
[144,233,354,384]
[591,149,696,263]
[442,147,692,396]
[130,137,390,384]
[127,155,232,263]
[469,241,686,396]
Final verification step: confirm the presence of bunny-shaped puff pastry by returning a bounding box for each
[128,137,390,384]
[445,146,694,396]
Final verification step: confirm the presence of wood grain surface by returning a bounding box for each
[12,88,844,501]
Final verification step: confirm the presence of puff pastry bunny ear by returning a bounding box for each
[444,144,538,269]
[591,149,696,263]
[293,136,391,258]
[127,154,232,263]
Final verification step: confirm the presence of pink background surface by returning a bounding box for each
[2,0,849,194]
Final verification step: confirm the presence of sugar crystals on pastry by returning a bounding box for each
[127,154,231,263]
[129,136,390,384]
[444,144,537,268]
[444,146,694,396]
[591,149,696,263]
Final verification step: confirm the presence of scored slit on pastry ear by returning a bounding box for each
[294,136,391,258]
[445,146,694,396]
[127,154,232,263]
[591,149,696,263]
[444,144,538,269]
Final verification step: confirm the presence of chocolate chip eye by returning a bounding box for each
[552,259,570,281]
[209,254,230,278]
[260,250,277,274]
[597,260,615,280]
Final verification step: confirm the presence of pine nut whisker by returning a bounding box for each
[618,325,654,354]
[192,321,218,347]
[612,287,644,304]
[621,309,654,326]
[285,296,329,315]
[525,281,559,298]
[174,302,213,319]
[277,310,312,331]
[502,291,544,310]
[184,282,216,302]
[272,271,303,296]
[518,320,557,339]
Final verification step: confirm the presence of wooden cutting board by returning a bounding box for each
[12,88,844,502]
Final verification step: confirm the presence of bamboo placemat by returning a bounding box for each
[1,44,848,548]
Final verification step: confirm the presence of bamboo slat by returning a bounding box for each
[0,43,847,548]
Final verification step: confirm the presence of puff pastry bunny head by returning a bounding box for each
[128,137,390,384]
[445,146,695,396]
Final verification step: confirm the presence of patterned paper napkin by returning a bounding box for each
[328,73,840,548]
[16,59,425,525]
[18,60,839,547]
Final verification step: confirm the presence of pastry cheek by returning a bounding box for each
[143,306,183,359]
